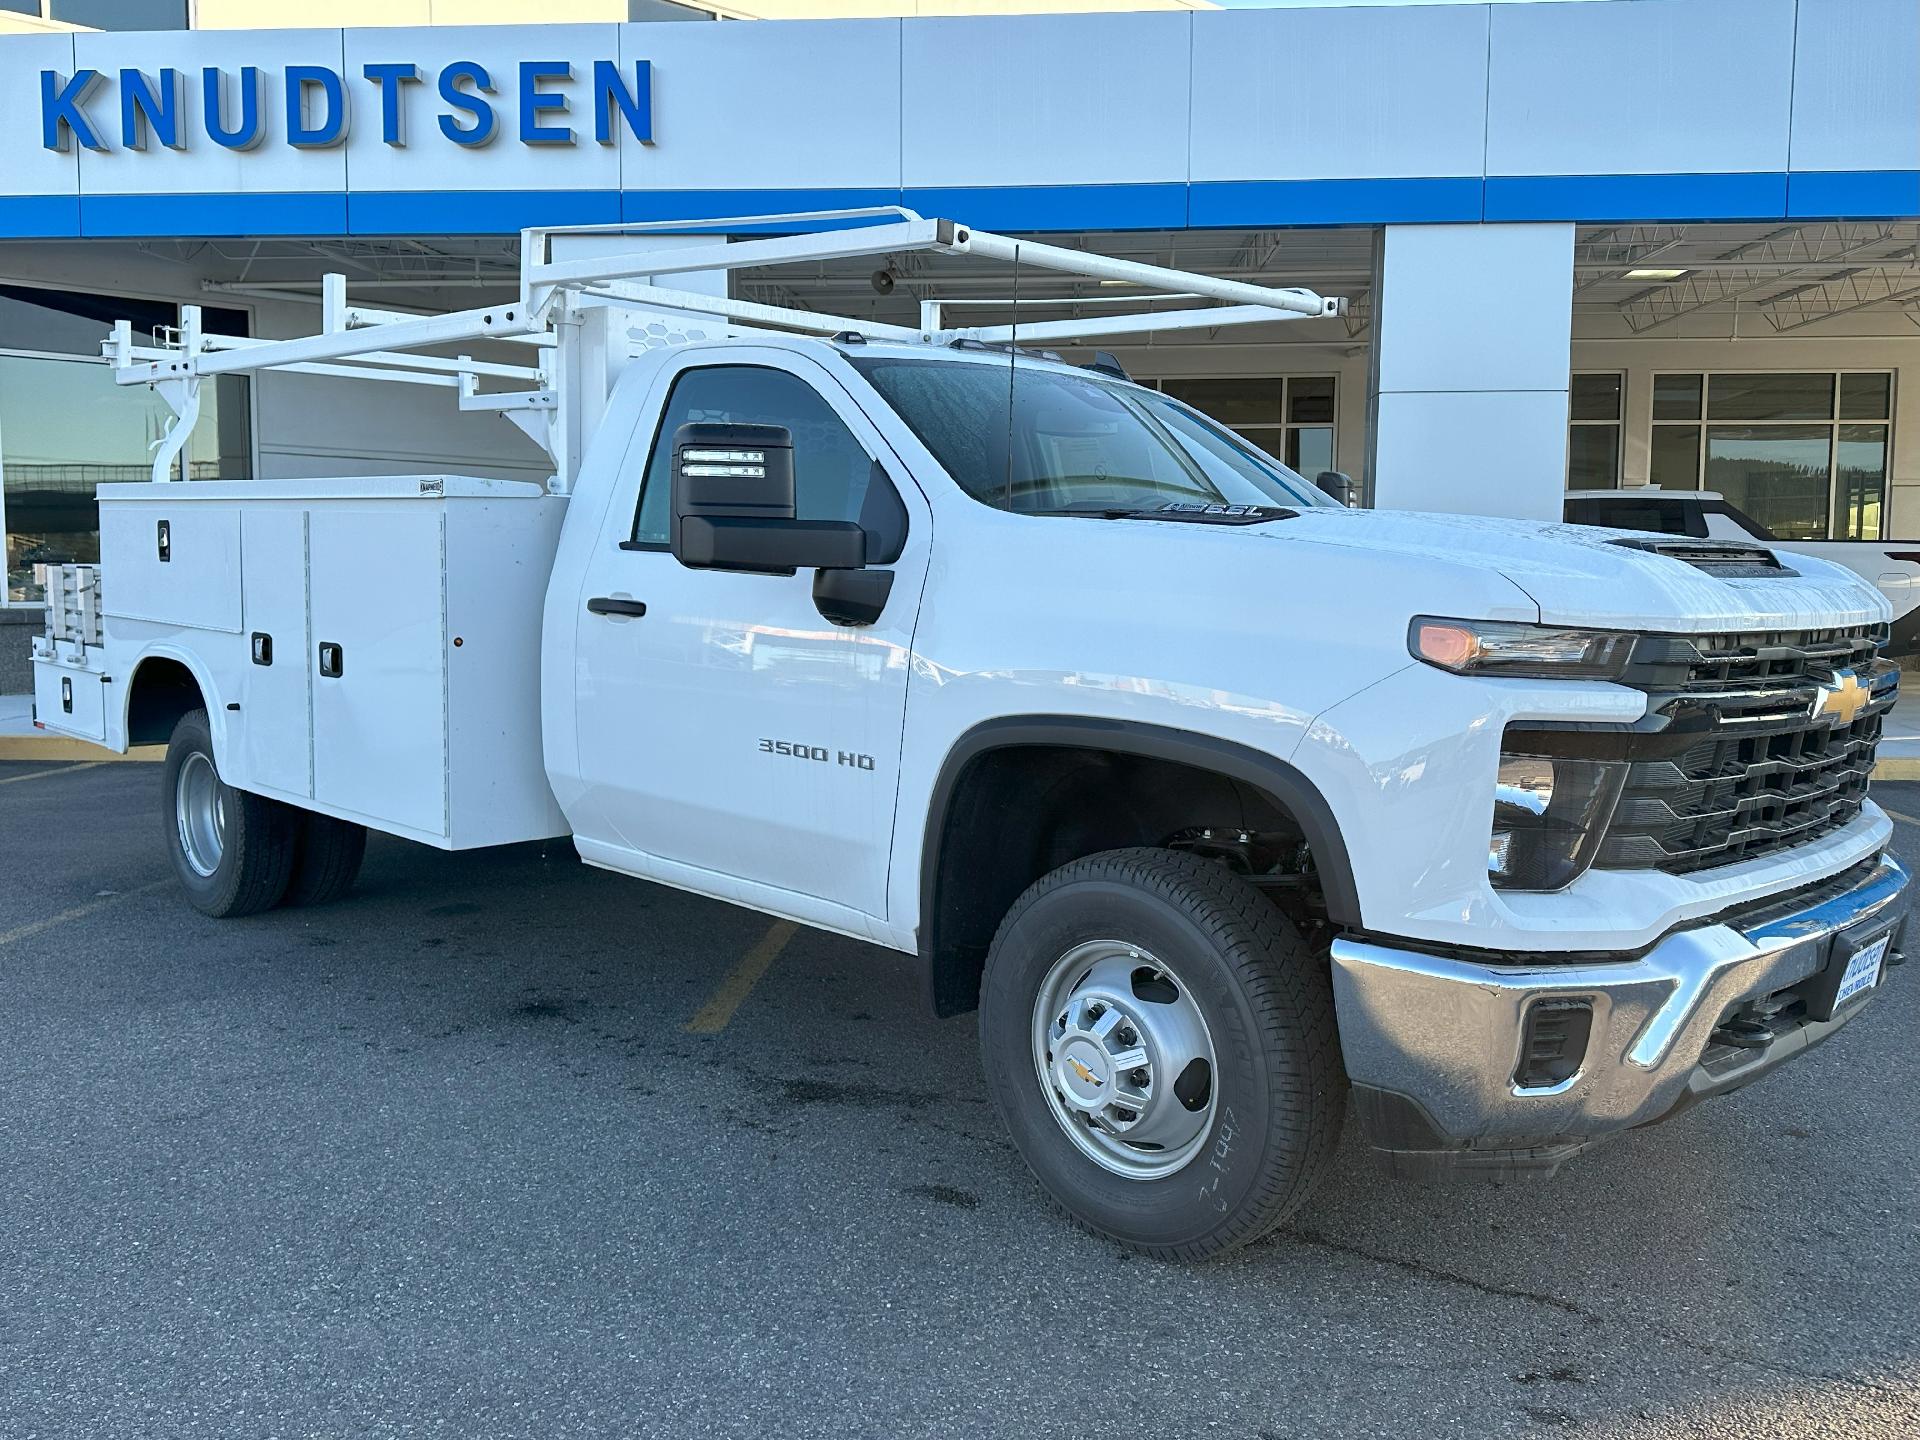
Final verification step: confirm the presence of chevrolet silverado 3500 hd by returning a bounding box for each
[31,213,1909,1258]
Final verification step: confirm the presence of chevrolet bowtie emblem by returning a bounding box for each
[1067,1058,1099,1085]
[1812,668,1871,726]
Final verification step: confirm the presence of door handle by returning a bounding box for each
[587,596,648,618]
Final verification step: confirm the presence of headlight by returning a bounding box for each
[1488,754,1626,891]
[1410,617,1637,679]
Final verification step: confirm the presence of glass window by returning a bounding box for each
[1706,372,1835,422]
[1567,425,1621,490]
[631,365,878,547]
[1285,426,1334,480]
[2,357,249,603]
[49,0,189,29]
[853,358,1329,515]
[1836,425,1889,542]
[1566,497,1697,536]
[1652,373,1703,422]
[1157,374,1337,483]
[1567,372,1623,489]
[1569,373,1622,423]
[1839,372,1893,421]
[1286,377,1336,425]
[1704,425,1833,540]
[1651,371,1894,538]
[1650,424,1702,489]
[1158,377,1282,427]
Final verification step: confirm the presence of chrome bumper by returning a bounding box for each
[1329,854,1909,1169]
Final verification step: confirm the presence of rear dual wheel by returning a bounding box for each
[979,848,1345,1260]
[163,709,366,917]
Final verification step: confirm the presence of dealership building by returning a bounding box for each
[1,0,1917,684]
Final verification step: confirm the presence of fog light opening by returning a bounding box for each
[1516,998,1594,1090]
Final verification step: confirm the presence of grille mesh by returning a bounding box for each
[1596,625,1894,876]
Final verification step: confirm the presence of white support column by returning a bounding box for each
[1367,223,1575,521]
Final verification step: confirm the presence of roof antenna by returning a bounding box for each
[1005,241,1020,511]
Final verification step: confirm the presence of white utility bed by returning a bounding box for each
[64,475,569,849]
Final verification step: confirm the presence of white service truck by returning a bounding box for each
[31,213,1910,1258]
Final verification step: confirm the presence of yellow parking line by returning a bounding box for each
[684,920,799,1034]
[0,761,105,787]
[1880,806,1920,828]
[0,879,171,950]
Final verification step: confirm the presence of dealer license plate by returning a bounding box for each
[1834,933,1891,1011]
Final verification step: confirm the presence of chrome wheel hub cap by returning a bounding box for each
[1031,941,1217,1180]
[175,751,227,879]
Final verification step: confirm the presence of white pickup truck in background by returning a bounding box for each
[29,213,1910,1259]
[1566,488,1920,657]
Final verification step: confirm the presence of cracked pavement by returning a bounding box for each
[2,759,1916,1438]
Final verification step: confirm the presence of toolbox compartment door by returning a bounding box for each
[236,509,314,799]
[308,509,448,839]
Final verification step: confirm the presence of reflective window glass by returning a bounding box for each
[2,356,248,603]
[1839,373,1892,421]
[1706,373,1835,422]
[1704,425,1832,539]
[1570,373,1622,422]
[1652,373,1703,421]
[1649,424,1701,489]
[1287,377,1336,425]
[1836,424,1889,541]
[1567,424,1620,489]
[1158,377,1283,427]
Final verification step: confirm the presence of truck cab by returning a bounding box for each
[31,214,1911,1259]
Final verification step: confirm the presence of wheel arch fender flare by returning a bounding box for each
[915,716,1362,1009]
[122,643,224,756]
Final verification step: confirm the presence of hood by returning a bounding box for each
[1275,507,1890,633]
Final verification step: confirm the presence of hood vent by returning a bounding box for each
[1606,536,1797,579]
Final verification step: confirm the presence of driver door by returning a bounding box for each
[571,351,928,929]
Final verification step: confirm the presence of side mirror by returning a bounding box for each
[670,421,866,575]
[1315,470,1357,507]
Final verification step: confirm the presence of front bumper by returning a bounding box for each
[1329,853,1909,1174]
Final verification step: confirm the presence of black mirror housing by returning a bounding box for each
[1315,470,1357,507]
[677,516,867,575]
[671,421,797,557]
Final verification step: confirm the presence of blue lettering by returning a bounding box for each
[203,66,262,150]
[438,61,496,147]
[120,69,183,151]
[286,64,346,148]
[518,61,573,145]
[363,62,420,146]
[592,59,651,145]
[40,69,105,153]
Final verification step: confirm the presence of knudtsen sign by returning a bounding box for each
[40,61,654,152]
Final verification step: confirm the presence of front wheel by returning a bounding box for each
[979,848,1345,1259]
[162,708,297,918]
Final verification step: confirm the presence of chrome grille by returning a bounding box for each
[1596,626,1896,876]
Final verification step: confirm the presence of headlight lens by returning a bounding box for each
[1410,617,1637,679]
[1488,754,1626,891]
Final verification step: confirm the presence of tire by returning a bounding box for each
[979,847,1345,1260]
[283,812,368,908]
[161,708,297,919]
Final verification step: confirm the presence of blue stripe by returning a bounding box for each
[1189,177,1484,228]
[1484,172,1790,223]
[0,194,81,238]
[350,189,621,234]
[81,191,347,237]
[3,169,1916,241]
[904,184,1187,232]
[1788,170,1920,220]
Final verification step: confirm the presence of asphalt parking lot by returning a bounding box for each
[2,760,1917,1439]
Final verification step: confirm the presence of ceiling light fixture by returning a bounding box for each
[1623,268,1689,281]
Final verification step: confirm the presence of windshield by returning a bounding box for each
[849,356,1332,515]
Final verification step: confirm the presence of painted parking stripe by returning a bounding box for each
[0,879,170,950]
[1879,806,1920,828]
[0,762,104,787]
[683,920,799,1035]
